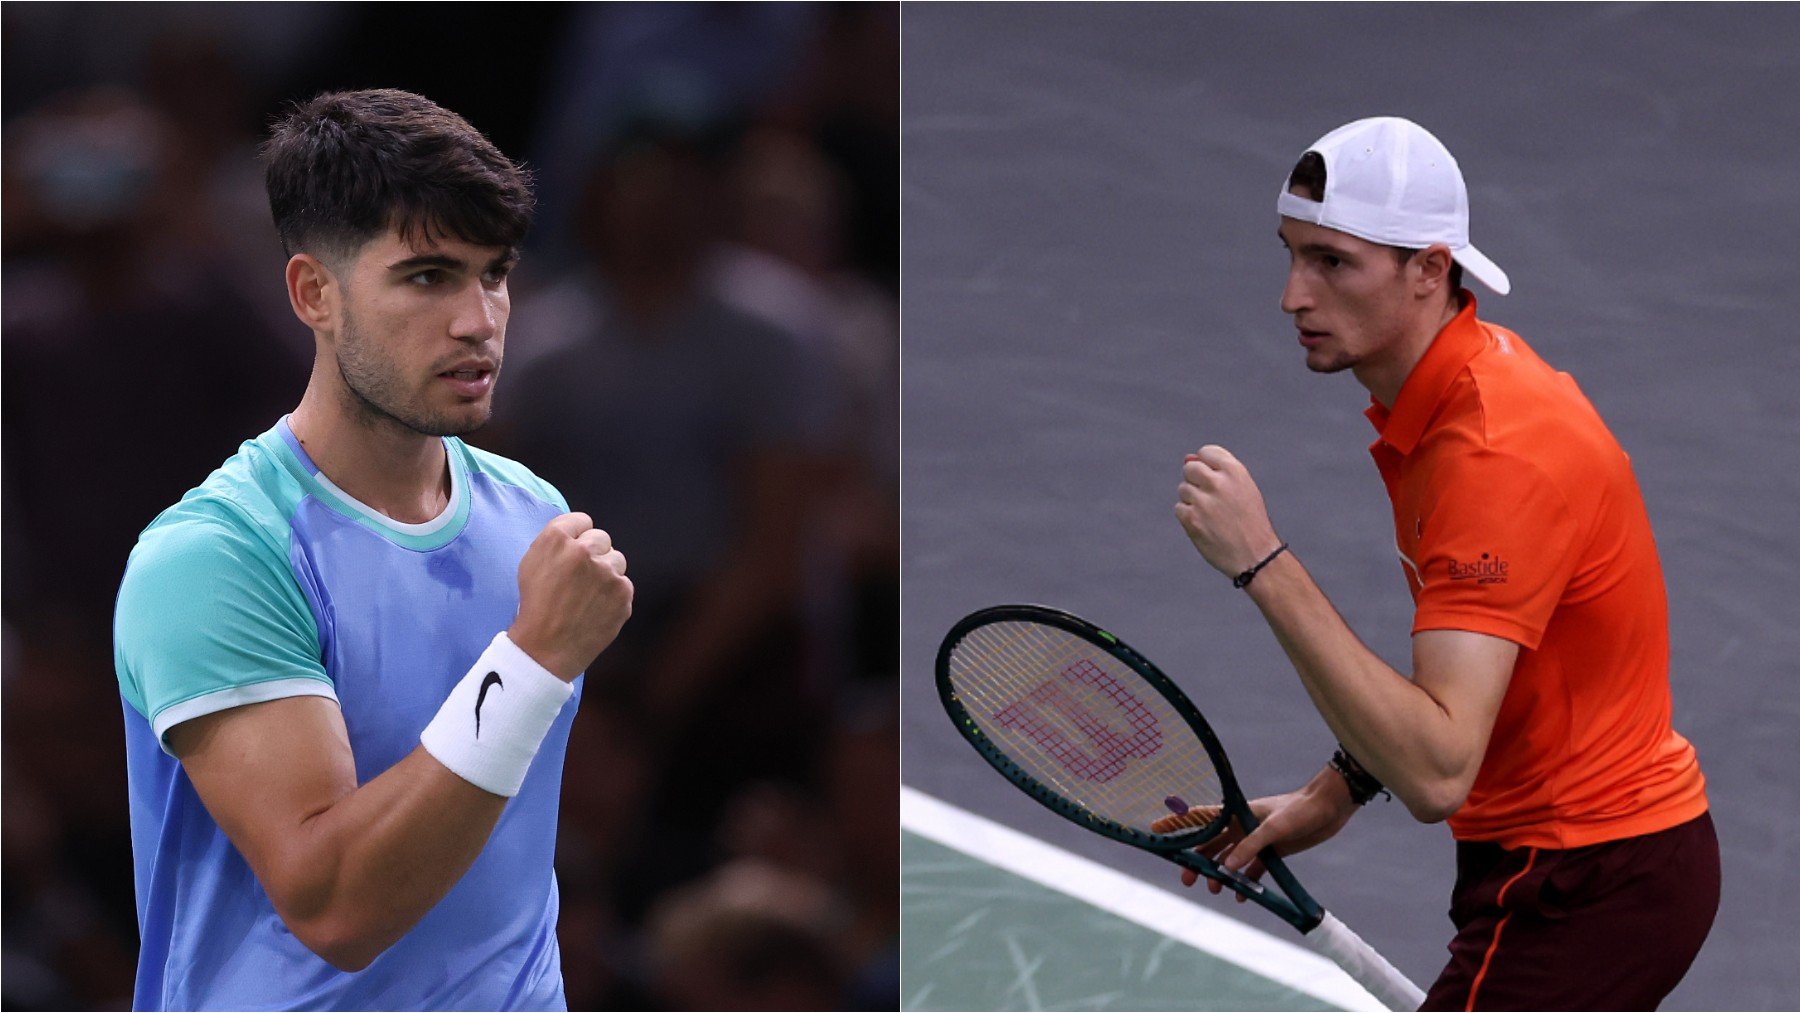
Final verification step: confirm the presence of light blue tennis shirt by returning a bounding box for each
[114,417,578,1012]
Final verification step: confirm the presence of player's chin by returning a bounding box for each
[447,403,494,435]
[413,398,494,438]
[1303,348,1356,375]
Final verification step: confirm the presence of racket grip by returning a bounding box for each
[1304,911,1425,1012]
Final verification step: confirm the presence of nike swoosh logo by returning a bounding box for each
[475,671,503,737]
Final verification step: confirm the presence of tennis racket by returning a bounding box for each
[936,603,1424,1012]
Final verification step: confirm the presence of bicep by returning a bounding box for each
[1411,628,1519,758]
[169,696,359,891]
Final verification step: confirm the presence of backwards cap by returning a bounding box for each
[1277,116,1510,295]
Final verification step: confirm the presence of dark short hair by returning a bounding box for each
[261,88,534,260]
[1286,151,1465,292]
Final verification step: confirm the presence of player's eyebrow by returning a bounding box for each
[1287,238,1360,260]
[1277,230,1359,260]
[386,250,520,274]
[387,254,468,274]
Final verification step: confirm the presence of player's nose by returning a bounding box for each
[1279,265,1311,315]
[452,285,502,343]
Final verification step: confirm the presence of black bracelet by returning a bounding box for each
[1232,542,1290,589]
[1330,746,1391,806]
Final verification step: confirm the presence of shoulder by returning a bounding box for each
[130,426,309,575]
[116,448,332,744]
[117,481,314,666]
[453,439,570,513]
[1429,324,1627,492]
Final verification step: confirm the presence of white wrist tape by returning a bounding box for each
[421,632,574,797]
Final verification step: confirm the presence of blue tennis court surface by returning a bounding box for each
[903,787,1384,1011]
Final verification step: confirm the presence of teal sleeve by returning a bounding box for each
[114,507,334,752]
[461,442,570,512]
[545,481,569,513]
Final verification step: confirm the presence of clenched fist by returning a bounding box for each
[1174,445,1284,579]
[508,512,633,681]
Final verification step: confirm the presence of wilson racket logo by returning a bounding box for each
[992,658,1161,782]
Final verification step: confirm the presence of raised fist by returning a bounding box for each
[508,512,633,681]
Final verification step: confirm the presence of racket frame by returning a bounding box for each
[937,603,1326,934]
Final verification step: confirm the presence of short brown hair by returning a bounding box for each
[1286,151,1464,292]
[261,88,535,260]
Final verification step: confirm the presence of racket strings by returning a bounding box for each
[947,621,1223,835]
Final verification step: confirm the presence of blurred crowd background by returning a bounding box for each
[1,4,898,1009]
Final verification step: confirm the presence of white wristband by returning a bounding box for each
[420,632,574,797]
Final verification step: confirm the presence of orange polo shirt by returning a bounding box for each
[1366,294,1707,849]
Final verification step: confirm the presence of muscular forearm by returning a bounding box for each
[1174,445,1511,823]
[275,748,505,971]
[174,697,511,973]
[1240,551,1485,821]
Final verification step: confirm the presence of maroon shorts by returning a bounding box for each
[1420,812,1719,1011]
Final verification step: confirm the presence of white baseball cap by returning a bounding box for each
[1277,116,1510,295]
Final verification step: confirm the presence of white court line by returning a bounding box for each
[901,785,1387,1012]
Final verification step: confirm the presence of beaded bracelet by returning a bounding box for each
[1330,746,1392,806]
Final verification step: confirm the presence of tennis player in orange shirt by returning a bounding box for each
[1164,117,1718,1010]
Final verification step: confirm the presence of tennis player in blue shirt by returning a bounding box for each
[112,88,633,1011]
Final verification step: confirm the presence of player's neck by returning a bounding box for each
[289,384,452,526]
[1357,295,1463,410]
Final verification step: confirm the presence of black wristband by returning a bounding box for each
[1330,746,1391,806]
[1232,542,1290,589]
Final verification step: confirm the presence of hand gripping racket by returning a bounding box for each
[936,604,1424,1012]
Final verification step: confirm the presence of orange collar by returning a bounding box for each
[1364,292,1489,457]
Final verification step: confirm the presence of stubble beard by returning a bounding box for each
[335,307,493,438]
[1304,345,1359,376]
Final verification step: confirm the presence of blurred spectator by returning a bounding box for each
[645,859,852,1011]
[715,123,900,698]
[714,691,901,1010]
[1,89,306,625]
[490,102,850,921]
[826,692,902,1008]
[757,4,901,289]
[525,4,821,268]
[0,84,305,1011]
[496,107,841,721]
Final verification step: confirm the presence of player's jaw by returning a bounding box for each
[334,320,504,439]
[409,351,502,436]
[337,359,496,440]
[1286,294,1369,374]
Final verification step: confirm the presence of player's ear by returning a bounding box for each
[1412,244,1454,300]
[285,253,342,336]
